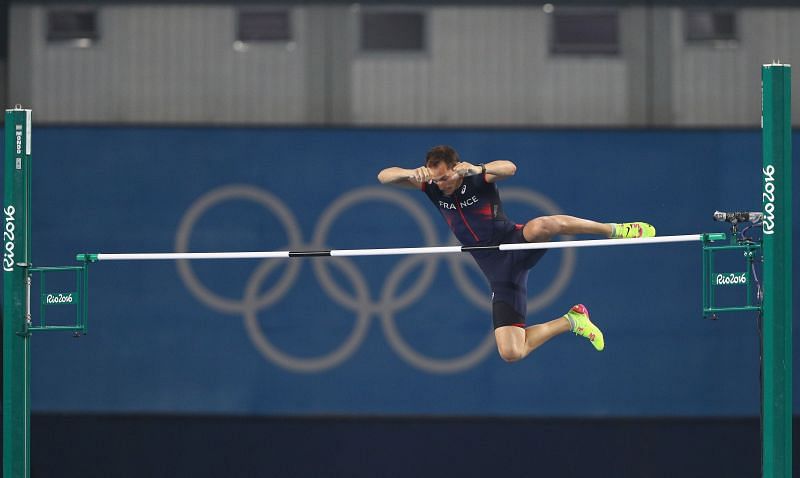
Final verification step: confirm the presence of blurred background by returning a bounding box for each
[2,0,799,476]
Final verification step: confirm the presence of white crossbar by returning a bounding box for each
[499,234,705,251]
[95,251,291,261]
[88,234,708,262]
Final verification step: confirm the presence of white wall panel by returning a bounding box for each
[15,5,308,124]
[671,8,800,126]
[351,7,628,126]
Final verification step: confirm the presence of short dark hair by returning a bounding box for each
[425,145,459,168]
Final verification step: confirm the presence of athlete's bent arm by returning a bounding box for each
[377,166,432,189]
[378,159,516,188]
[452,160,516,183]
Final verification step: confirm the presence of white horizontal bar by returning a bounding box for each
[91,234,706,261]
[498,234,704,251]
[96,251,290,261]
[331,246,462,257]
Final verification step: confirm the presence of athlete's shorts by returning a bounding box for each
[469,226,548,329]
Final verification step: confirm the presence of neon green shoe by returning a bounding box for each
[565,304,604,351]
[609,222,656,239]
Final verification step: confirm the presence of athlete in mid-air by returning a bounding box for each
[378,145,656,363]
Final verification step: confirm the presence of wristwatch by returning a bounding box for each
[479,163,486,175]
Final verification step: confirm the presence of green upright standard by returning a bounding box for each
[3,106,90,477]
[760,63,792,478]
[3,107,32,478]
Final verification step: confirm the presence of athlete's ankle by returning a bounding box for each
[563,313,576,332]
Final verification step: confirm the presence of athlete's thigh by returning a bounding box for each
[494,325,526,351]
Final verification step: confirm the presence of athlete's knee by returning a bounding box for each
[493,308,526,362]
[496,341,524,363]
[523,216,563,242]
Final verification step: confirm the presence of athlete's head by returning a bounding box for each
[425,145,460,169]
[425,145,461,195]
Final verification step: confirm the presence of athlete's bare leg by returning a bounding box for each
[493,318,571,363]
[522,215,612,242]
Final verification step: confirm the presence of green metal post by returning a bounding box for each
[82,263,89,333]
[3,107,32,478]
[39,270,45,327]
[760,63,792,478]
[708,248,716,311]
[702,245,709,314]
[745,251,752,308]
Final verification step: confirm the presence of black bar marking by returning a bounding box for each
[461,245,501,252]
[288,250,332,257]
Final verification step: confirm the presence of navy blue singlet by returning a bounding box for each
[422,174,547,326]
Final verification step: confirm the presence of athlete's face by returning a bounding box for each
[428,162,462,196]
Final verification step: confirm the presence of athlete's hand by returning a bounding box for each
[410,166,435,184]
[453,162,481,177]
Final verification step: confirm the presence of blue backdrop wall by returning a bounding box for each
[7,127,798,417]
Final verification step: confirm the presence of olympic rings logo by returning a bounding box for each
[175,185,575,374]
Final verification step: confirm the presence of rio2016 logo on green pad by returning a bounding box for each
[714,272,747,286]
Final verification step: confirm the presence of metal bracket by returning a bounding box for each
[702,232,762,318]
[24,259,90,335]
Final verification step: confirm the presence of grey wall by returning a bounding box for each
[350,6,630,126]
[670,8,800,126]
[8,3,800,126]
[10,5,311,124]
